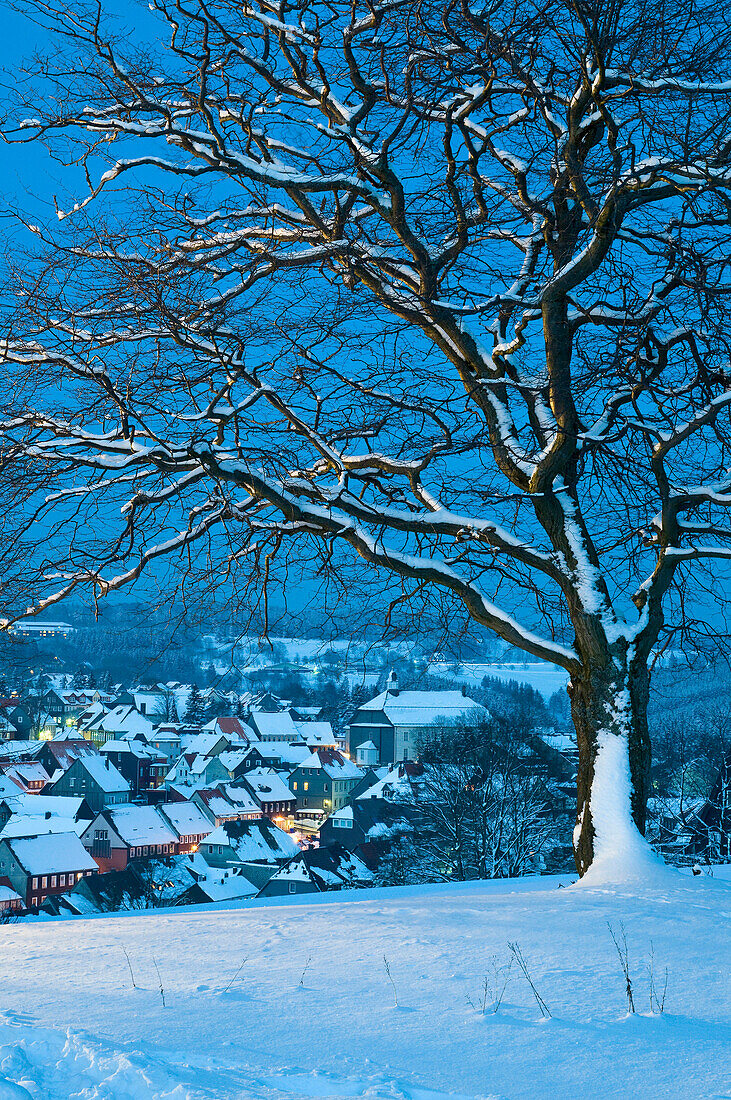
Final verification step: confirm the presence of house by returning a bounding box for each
[165,751,230,792]
[0,881,23,914]
[54,856,194,914]
[689,753,731,860]
[289,749,364,824]
[192,787,247,827]
[0,831,97,907]
[198,818,300,887]
[0,701,34,740]
[81,704,156,746]
[100,740,168,799]
[219,784,264,821]
[347,674,490,764]
[36,737,100,782]
[184,855,257,904]
[236,741,309,774]
[248,711,301,742]
[288,704,323,721]
[293,722,339,749]
[50,755,130,812]
[81,805,179,872]
[158,801,214,852]
[113,688,179,726]
[0,792,93,829]
[0,761,51,793]
[207,717,254,743]
[145,725,183,761]
[240,768,296,822]
[258,844,373,896]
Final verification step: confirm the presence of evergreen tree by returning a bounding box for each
[184,684,205,724]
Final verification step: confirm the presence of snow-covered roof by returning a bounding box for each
[74,755,130,793]
[203,818,299,863]
[295,722,338,746]
[0,884,22,904]
[159,801,214,839]
[195,788,238,819]
[357,761,424,801]
[355,690,488,728]
[245,741,309,766]
[100,740,166,761]
[2,762,51,787]
[329,805,353,823]
[249,711,300,740]
[243,768,294,804]
[6,831,98,875]
[105,806,177,847]
[297,749,363,780]
[221,785,262,816]
[95,705,155,739]
[0,814,84,840]
[1,794,86,819]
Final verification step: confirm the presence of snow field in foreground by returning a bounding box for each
[0,874,728,1100]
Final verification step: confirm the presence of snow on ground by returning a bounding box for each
[0,873,729,1099]
[427,663,569,699]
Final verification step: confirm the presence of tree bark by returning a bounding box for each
[569,646,652,877]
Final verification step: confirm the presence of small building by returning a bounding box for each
[36,737,100,781]
[198,818,300,888]
[100,740,168,799]
[0,761,51,793]
[258,844,373,896]
[50,755,130,813]
[248,711,301,742]
[289,749,364,820]
[158,801,214,853]
[81,805,179,872]
[192,787,247,827]
[0,881,23,914]
[0,831,97,908]
[165,751,230,792]
[240,768,296,822]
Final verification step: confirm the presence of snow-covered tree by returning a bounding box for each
[3,0,731,875]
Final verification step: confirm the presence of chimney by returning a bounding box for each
[387,669,400,697]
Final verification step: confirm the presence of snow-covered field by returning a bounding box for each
[0,873,729,1099]
[427,662,569,699]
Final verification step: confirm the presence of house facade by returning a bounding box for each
[50,755,130,813]
[0,831,97,907]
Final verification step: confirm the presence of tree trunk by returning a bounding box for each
[569,646,653,878]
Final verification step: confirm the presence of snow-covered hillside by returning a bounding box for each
[0,873,729,1099]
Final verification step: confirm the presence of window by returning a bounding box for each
[288,883,296,893]
[304,782,309,791]
[59,874,66,886]
[41,877,47,888]
[292,781,298,790]
[32,877,38,889]
[51,876,57,887]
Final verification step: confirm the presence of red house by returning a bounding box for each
[81,805,178,872]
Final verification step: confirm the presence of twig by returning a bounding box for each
[222,954,249,995]
[121,945,137,990]
[298,954,312,988]
[648,941,668,1014]
[507,942,550,1018]
[607,922,635,1014]
[383,954,399,1008]
[152,956,166,1008]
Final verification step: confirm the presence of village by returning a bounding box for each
[0,617,726,922]
[0,649,511,916]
